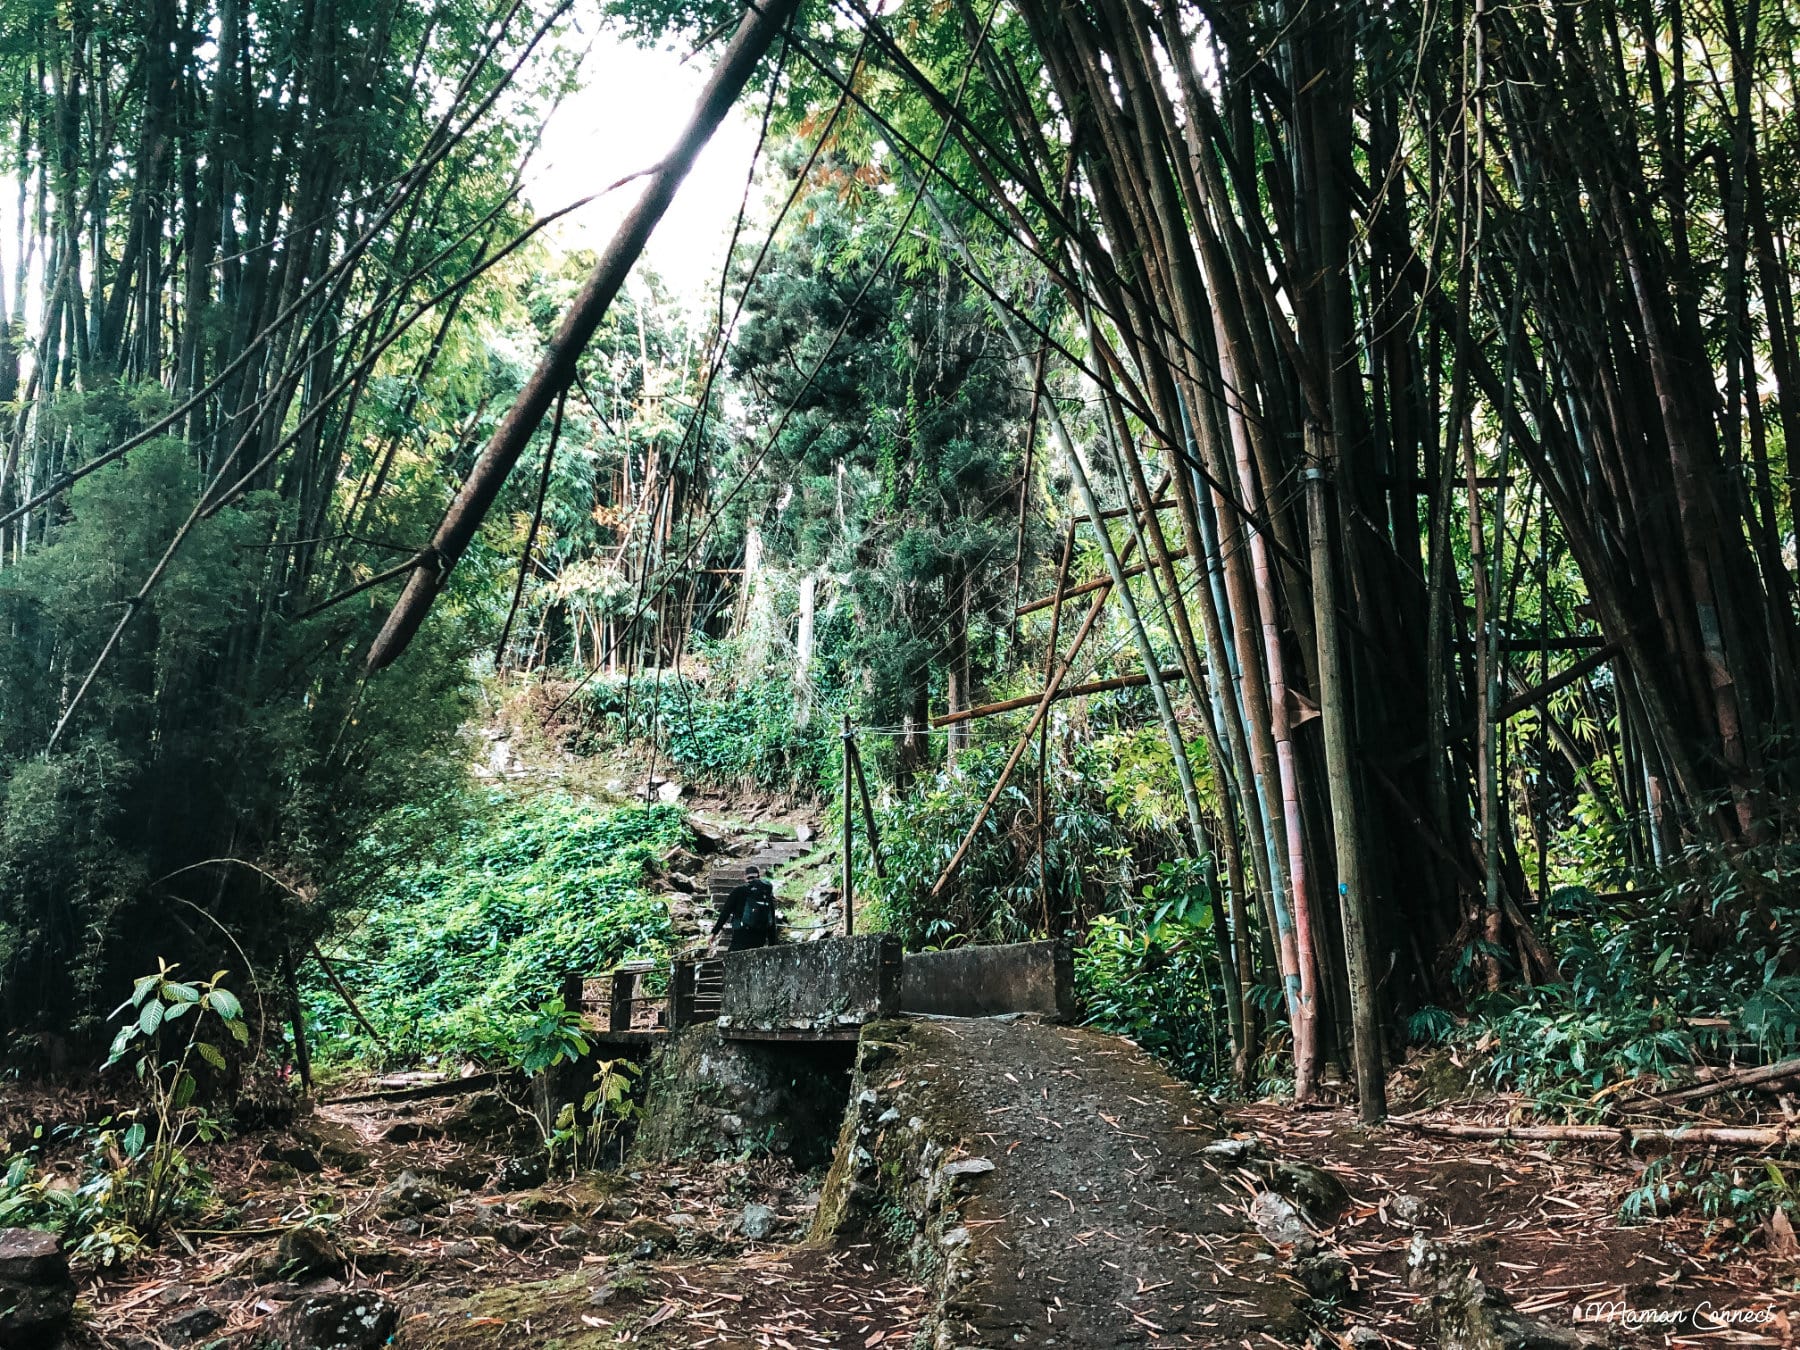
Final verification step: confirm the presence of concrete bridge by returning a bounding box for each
[571,935,1074,1044]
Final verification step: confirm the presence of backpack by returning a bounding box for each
[736,881,776,935]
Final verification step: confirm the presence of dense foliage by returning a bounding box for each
[303,794,686,1064]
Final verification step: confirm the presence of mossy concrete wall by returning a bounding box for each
[717,935,900,1036]
[898,941,1074,1021]
[631,1023,853,1167]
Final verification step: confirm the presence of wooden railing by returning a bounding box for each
[564,951,726,1040]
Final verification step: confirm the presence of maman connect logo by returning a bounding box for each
[1571,1300,1779,1329]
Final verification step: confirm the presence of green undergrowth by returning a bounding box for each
[305,792,687,1066]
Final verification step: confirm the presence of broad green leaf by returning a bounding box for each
[206,988,243,1022]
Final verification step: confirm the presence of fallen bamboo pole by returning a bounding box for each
[1397,1120,1795,1147]
[1657,1056,1800,1106]
[930,668,1185,727]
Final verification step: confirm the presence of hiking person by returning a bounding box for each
[712,865,779,952]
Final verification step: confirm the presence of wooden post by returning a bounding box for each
[609,971,634,1033]
[281,947,312,1092]
[671,959,696,1030]
[849,742,885,878]
[843,713,855,935]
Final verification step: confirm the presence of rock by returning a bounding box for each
[1201,1136,1264,1163]
[0,1229,76,1347]
[377,1171,447,1219]
[164,1305,227,1345]
[656,780,687,803]
[514,1191,575,1221]
[686,818,727,853]
[379,1121,442,1145]
[738,1204,777,1240]
[494,1152,548,1191]
[423,1161,487,1192]
[940,1157,996,1183]
[1273,1161,1351,1223]
[1345,1328,1385,1349]
[1295,1251,1354,1302]
[620,1217,680,1253]
[1406,1234,1588,1350]
[0,1231,64,1285]
[940,1226,971,1248]
[293,1121,369,1174]
[795,824,815,843]
[1387,1193,1427,1226]
[273,1291,401,1350]
[272,1227,346,1283]
[444,1091,525,1144]
[557,1224,589,1246]
[592,1196,637,1222]
[261,1140,324,1174]
[1250,1191,1314,1248]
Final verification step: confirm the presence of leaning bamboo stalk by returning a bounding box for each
[1036,522,1077,930]
[1017,562,1151,615]
[928,581,1113,900]
[932,669,1187,727]
[366,0,802,670]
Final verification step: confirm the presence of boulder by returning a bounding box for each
[272,1227,346,1283]
[738,1204,777,1241]
[1387,1193,1427,1226]
[164,1305,227,1345]
[272,1291,401,1350]
[378,1121,442,1145]
[1273,1161,1351,1223]
[493,1223,538,1252]
[0,1229,76,1348]
[513,1191,575,1221]
[1406,1234,1589,1350]
[1294,1251,1355,1302]
[1249,1191,1314,1249]
[493,1152,548,1191]
[619,1217,680,1253]
[261,1140,324,1174]
[377,1172,447,1219]
[443,1091,526,1144]
[1201,1136,1265,1163]
[292,1121,369,1174]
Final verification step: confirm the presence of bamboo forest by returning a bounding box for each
[2,0,1800,1342]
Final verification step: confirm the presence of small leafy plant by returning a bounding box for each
[102,961,248,1239]
[549,1058,642,1173]
[514,996,590,1074]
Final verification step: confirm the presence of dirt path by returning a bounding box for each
[1232,1102,1800,1348]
